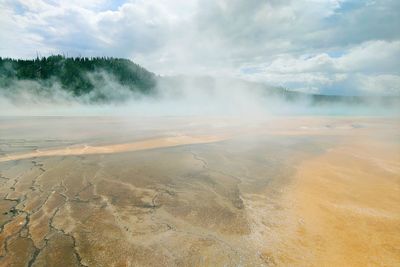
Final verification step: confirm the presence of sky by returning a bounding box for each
[0,0,399,95]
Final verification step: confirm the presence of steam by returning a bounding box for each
[1,72,399,117]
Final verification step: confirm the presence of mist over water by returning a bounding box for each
[1,74,399,117]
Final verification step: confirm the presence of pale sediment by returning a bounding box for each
[0,116,399,266]
[0,135,228,163]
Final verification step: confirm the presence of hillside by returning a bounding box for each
[0,56,157,97]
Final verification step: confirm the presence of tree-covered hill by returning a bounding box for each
[0,55,157,97]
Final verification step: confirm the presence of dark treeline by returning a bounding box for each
[0,55,157,96]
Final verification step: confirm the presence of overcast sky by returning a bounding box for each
[1,0,399,95]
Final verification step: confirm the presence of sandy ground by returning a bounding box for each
[0,135,228,163]
[249,125,400,266]
[0,116,399,266]
[288,136,400,266]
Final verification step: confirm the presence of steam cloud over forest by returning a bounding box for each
[0,56,399,116]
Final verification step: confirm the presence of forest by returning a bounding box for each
[0,55,157,96]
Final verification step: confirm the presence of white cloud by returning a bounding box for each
[357,74,400,95]
[0,0,399,95]
[239,40,400,94]
[336,40,400,73]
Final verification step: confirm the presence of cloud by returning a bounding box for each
[239,40,400,95]
[0,0,399,95]
[336,40,400,73]
[357,74,400,95]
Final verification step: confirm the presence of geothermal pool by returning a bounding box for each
[0,116,399,266]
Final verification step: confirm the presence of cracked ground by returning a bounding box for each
[0,117,399,266]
